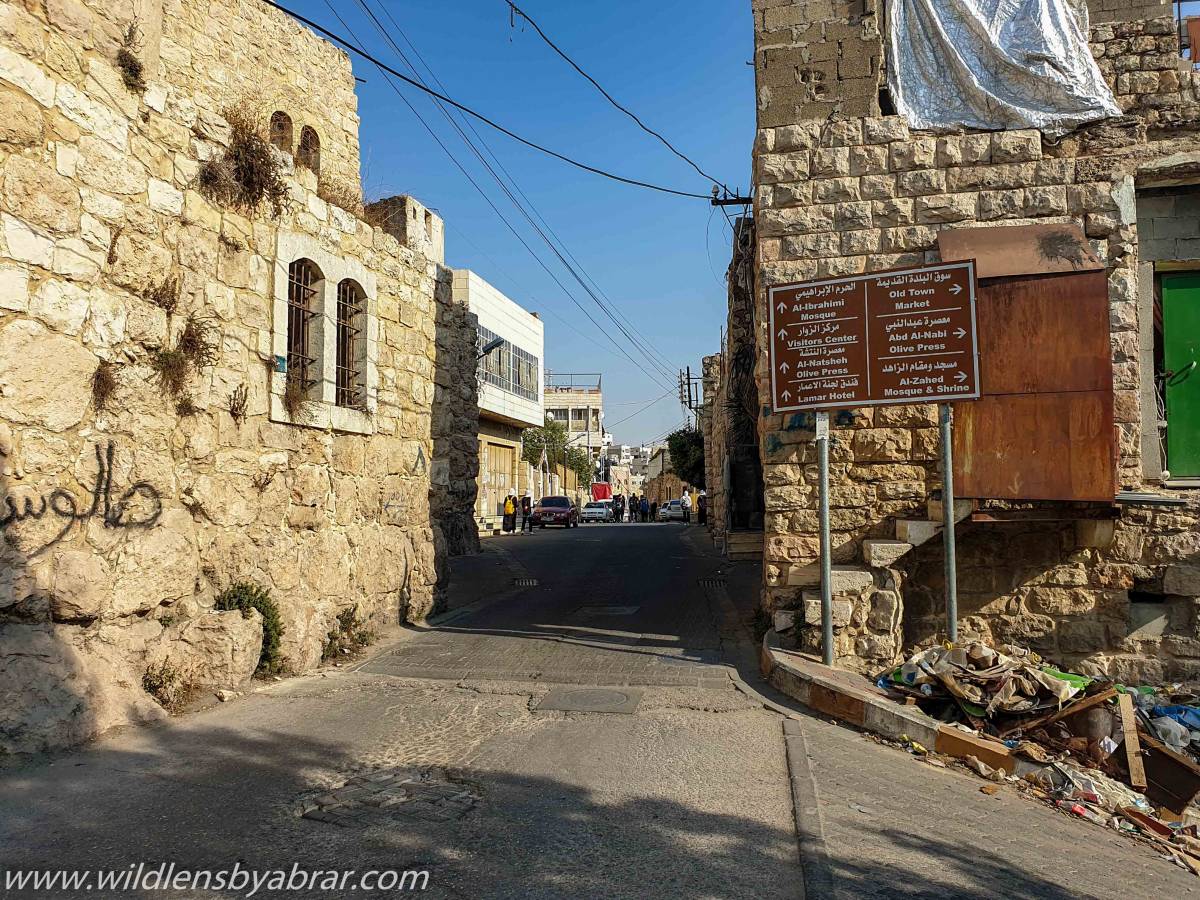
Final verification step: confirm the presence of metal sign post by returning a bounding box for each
[940,403,958,642]
[816,411,833,665]
[765,261,982,667]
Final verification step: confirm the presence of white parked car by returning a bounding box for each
[657,500,684,521]
[580,500,614,523]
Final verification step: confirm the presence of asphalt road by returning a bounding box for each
[0,523,802,900]
[1,522,1189,899]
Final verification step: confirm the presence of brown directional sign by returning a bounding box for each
[768,261,980,412]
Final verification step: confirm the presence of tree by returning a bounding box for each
[666,426,705,489]
[521,416,568,468]
[521,417,593,487]
[565,446,594,487]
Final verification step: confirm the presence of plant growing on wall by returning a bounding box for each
[321,608,375,661]
[197,104,290,219]
[229,384,249,426]
[316,177,364,216]
[281,372,313,423]
[92,360,118,412]
[116,23,146,94]
[214,582,285,675]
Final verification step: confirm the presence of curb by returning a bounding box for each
[761,630,1015,772]
[782,718,837,900]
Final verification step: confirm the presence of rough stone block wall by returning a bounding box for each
[753,0,882,126]
[1087,0,1172,26]
[752,4,1200,677]
[0,0,452,753]
[700,353,726,545]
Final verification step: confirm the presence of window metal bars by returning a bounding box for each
[336,280,366,409]
[287,260,320,394]
[475,325,539,402]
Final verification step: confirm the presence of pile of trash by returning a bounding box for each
[877,641,1200,873]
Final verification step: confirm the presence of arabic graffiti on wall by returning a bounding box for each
[0,442,163,555]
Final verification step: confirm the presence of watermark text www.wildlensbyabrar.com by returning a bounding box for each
[3,862,430,895]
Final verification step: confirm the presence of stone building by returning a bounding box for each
[731,0,1200,680]
[0,0,477,753]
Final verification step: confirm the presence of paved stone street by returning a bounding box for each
[1,523,1193,898]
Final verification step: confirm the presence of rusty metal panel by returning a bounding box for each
[951,266,1117,502]
[976,270,1112,394]
[938,223,1103,280]
[954,391,1116,501]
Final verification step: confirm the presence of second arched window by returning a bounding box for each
[336,279,366,409]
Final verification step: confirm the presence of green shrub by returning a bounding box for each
[142,660,195,712]
[322,608,375,661]
[215,581,285,675]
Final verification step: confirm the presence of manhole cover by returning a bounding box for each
[514,577,539,587]
[296,766,481,828]
[699,578,727,588]
[575,605,640,616]
[536,687,643,714]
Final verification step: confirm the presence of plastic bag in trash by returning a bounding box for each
[1152,715,1192,753]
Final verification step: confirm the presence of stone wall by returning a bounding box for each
[751,2,1200,678]
[0,0,455,754]
[700,353,725,545]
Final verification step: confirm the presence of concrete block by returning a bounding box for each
[1075,519,1116,549]
[895,519,941,546]
[926,497,974,523]
[861,538,912,568]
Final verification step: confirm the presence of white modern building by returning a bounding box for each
[452,270,545,532]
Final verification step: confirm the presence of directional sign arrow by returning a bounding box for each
[955,371,968,383]
[953,327,966,338]
[777,301,788,313]
[779,360,790,374]
[781,389,792,402]
[949,284,963,295]
[777,328,788,340]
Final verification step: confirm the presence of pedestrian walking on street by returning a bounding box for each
[503,495,516,533]
[521,492,533,533]
[698,491,708,526]
[641,496,650,522]
[650,500,658,521]
[613,494,624,524]
[680,490,692,524]
[629,494,639,522]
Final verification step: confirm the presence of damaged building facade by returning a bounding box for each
[720,0,1200,681]
[0,0,479,753]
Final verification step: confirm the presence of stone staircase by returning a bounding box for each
[725,529,764,561]
[779,497,974,671]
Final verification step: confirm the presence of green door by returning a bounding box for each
[1162,274,1200,477]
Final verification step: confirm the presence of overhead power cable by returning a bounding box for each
[604,389,675,430]
[504,0,730,196]
[346,0,679,391]
[318,2,675,392]
[263,0,712,200]
[363,0,682,386]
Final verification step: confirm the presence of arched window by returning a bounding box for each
[297,126,321,174]
[335,279,366,408]
[287,258,323,396]
[269,111,293,153]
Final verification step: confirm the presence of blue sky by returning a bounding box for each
[287,0,756,445]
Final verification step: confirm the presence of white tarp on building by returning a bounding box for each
[886,0,1122,135]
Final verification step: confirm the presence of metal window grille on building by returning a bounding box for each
[336,279,365,409]
[476,325,539,402]
[287,259,321,394]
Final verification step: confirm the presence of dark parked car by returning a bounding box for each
[532,495,579,528]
